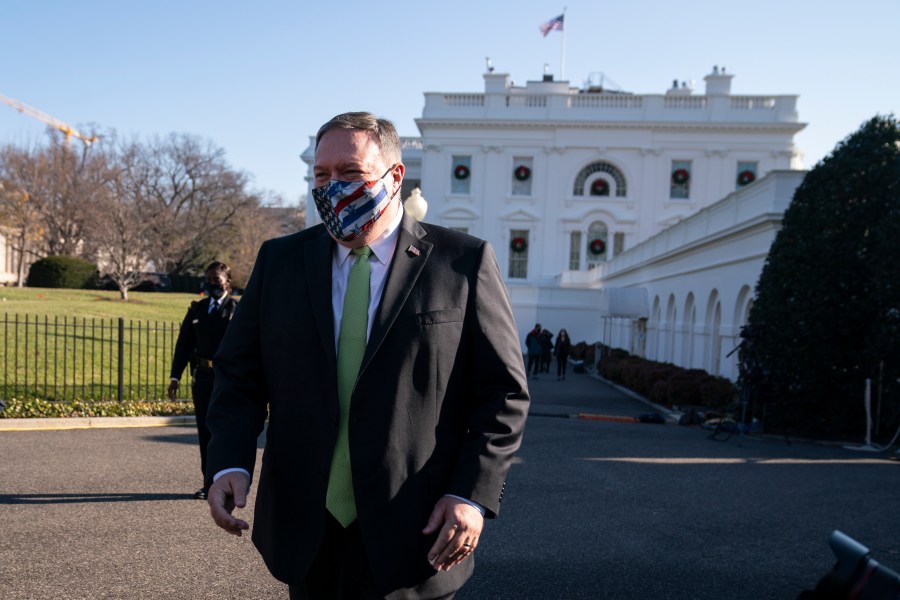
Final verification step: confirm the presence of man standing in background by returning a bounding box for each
[525,323,543,379]
[168,261,237,500]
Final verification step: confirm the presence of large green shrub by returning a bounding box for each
[746,115,900,437]
[27,255,97,289]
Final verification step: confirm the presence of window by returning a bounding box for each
[573,162,627,197]
[508,229,529,279]
[613,232,625,256]
[736,161,758,188]
[451,155,471,195]
[586,222,608,268]
[670,160,691,199]
[512,157,533,196]
[568,231,582,270]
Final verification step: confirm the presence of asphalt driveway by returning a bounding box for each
[1,373,898,599]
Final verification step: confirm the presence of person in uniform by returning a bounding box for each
[168,261,238,499]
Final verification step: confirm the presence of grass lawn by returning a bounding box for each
[0,286,202,322]
[1,287,212,414]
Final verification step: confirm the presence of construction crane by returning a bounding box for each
[0,92,97,146]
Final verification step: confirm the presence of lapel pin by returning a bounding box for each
[406,245,421,257]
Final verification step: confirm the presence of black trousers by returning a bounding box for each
[288,514,456,600]
[557,355,568,377]
[527,354,541,376]
[191,367,214,485]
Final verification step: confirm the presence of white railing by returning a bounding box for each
[507,95,547,108]
[730,96,777,110]
[421,91,798,123]
[569,94,644,109]
[663,96,707,110]
[441,94,484,107]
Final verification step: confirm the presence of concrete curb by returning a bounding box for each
[589,373,682,424]
[0,415,196,431]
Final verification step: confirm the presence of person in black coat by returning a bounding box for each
[540,329,554,373]
[204,113,529,599]
[168,261,238,499]
[554,328,572,380]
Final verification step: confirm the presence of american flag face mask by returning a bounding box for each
[312,165,397,242]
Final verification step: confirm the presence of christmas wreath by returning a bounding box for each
[590,179,610,196]
[510,236,528,253]
[589,238,606,255]
[514,165,531,181]
[453,164,470,180]
[737,169,756,186]
[672,168,690,185]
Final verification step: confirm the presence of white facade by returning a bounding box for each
[0,228,26,285]
[597,170,805,380]
[302,67,808,380]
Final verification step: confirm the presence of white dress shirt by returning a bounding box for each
[330,202,403,351]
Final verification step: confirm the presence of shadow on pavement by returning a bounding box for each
[0,492,191,505]
[143,432,198,445]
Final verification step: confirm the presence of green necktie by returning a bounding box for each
[326,246,372,527]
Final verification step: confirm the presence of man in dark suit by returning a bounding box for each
[204,112,530,599]
[168,261,237,499]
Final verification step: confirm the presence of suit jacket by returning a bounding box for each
[205,214,530,599]
[170,295,238,380]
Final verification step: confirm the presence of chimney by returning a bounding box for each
[704,64,734,95]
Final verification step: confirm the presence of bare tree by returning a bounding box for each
[221,195,305,286]
[39,132,109,257]
[1,131,268,292]
[81,141,152,300]
[133,134,255,275]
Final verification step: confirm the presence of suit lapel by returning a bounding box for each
[361,214,432,370]
[306,230,338,373]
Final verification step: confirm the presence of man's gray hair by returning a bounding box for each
[315,112,402,164]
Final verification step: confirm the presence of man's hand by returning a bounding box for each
[167,380,178,401]
[207,471,251,536]
[422,496,484,572]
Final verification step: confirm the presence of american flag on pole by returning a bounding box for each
[539,14,564,37]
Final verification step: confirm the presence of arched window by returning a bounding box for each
[573,162,627,197]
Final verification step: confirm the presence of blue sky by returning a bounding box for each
[1,0,897,205]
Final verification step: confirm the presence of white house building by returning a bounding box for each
[302,66,808,381]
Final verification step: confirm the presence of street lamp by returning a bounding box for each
[404,187,428,222]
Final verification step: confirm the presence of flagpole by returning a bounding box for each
[560,7,567,80]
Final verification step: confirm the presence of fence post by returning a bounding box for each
[117,317,125,402]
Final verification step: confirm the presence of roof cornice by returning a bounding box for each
[414,118,806,134]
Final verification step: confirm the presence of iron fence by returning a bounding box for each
[1,313,190,402]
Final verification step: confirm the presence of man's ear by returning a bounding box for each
[391,162,405,197]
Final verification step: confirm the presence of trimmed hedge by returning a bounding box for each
[27,255,97,289]
[597,344,735,409]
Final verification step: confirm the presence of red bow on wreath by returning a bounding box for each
[737,170,756,186]
[589,239,606,255]
[510,236,528,252]
[672,169,690,185]
[590,179,609,196]
[514,165,531,181]
[454,164,470,180]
